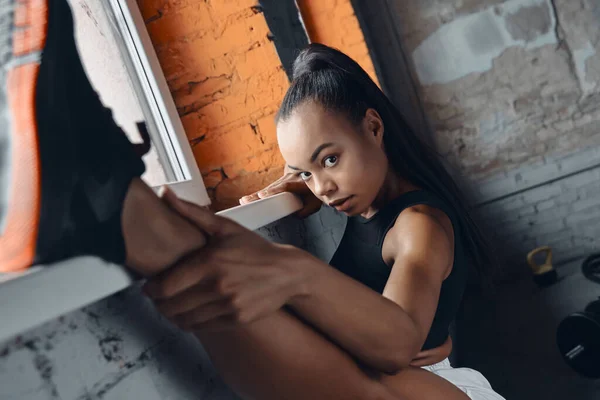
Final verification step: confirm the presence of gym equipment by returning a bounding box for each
[557,297,600,378]
[527,246,558,287]
[556,253,600,378]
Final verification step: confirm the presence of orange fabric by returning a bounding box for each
[0,0,47,272]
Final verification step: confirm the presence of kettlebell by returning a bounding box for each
[527,246,558,287]
[557,297,600,378]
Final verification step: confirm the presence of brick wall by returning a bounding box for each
[138,0,378,210]
[472,151,600,278]
[394,0,600,180]
[387,0,600,275]
[296,0,379,85]
[138,0,288,211]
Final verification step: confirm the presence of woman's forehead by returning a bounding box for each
[277,103,354,149]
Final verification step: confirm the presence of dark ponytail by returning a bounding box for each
[277,43,495,288]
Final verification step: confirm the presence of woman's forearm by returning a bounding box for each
[287,249,422,374]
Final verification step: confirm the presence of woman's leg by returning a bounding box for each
[195,311,470,400]
[121,179,469,400]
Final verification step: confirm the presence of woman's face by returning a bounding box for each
[277,101,389,216]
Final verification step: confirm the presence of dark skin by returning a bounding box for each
[131,102,469,399]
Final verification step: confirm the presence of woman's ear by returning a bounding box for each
[363,108,384,145]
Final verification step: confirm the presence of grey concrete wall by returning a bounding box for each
[0,209,345,400]
[393,0,600,178]
[389,0,600,275]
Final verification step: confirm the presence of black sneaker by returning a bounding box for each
[0,0,148,272]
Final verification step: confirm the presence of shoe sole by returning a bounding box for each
[0,0,47,272]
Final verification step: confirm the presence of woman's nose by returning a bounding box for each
[313,176,336,197]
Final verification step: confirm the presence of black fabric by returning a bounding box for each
[34,0,145,265]
[329,190,468,350]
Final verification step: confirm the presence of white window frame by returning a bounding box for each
[105,0,210,206]
[0,1,306,342]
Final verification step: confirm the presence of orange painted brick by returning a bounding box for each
[192,125,266,171]
[202,169,226,188]
[296,0,379,86]
[235,44,282,82]
[163,54,233,95]
[216,12,271,47]
[145,3,212,46]
[206,0,259,20]
[172,74,232,110]
[340,16,361,36]
[297,0,333,13]
[340,29,365,47]
[223,146,283,178]
[256,114,279,146]
[184,31,264,64]
[180,112,210,141]
[334,1,356,18]
[153,45,195,84]
[137,0,193,21]
[197,96,256,128]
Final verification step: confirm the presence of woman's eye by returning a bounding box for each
[299,172,312,181]
[324,156,338,168]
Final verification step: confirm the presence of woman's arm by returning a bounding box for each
[288,208,453,374]
[144,194,453,375]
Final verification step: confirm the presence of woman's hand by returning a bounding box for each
[240,167,321,218]
[409,336,453,367]
[143,189,311,332]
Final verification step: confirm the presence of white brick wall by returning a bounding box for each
[474,156,600,277]
[0,209,346,400]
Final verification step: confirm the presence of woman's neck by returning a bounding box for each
[361,168,419,219]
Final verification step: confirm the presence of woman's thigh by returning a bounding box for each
[196,309,469,400]
[382,367,470,400]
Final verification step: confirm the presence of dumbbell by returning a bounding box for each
[527,246,558,287]
[557,297,600,378]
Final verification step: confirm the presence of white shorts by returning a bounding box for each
[422,359,506,400]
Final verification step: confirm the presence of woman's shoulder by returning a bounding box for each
[382,204,455,267]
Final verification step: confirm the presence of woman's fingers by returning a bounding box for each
[239,175,321,218]
[154,282,223,318]
[240,173,307,203]
[143,251,213,300]
[174,300,235,330]
[187,314,240,333]
[240,192,260,204]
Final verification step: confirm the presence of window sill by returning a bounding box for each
[0,192,302,342]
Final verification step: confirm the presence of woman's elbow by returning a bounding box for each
[373,338,422,374]
[370,348,415,375]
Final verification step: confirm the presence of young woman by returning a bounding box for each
[1,0,502,396]
[141,44,505,399]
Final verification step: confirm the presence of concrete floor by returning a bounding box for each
[454,258,600,400]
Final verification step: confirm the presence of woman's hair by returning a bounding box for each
[277,43,495,287]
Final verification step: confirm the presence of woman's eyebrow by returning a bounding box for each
[288,143,335,170]
[310,143,334,162]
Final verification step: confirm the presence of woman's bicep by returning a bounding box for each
[381,212,453,346]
